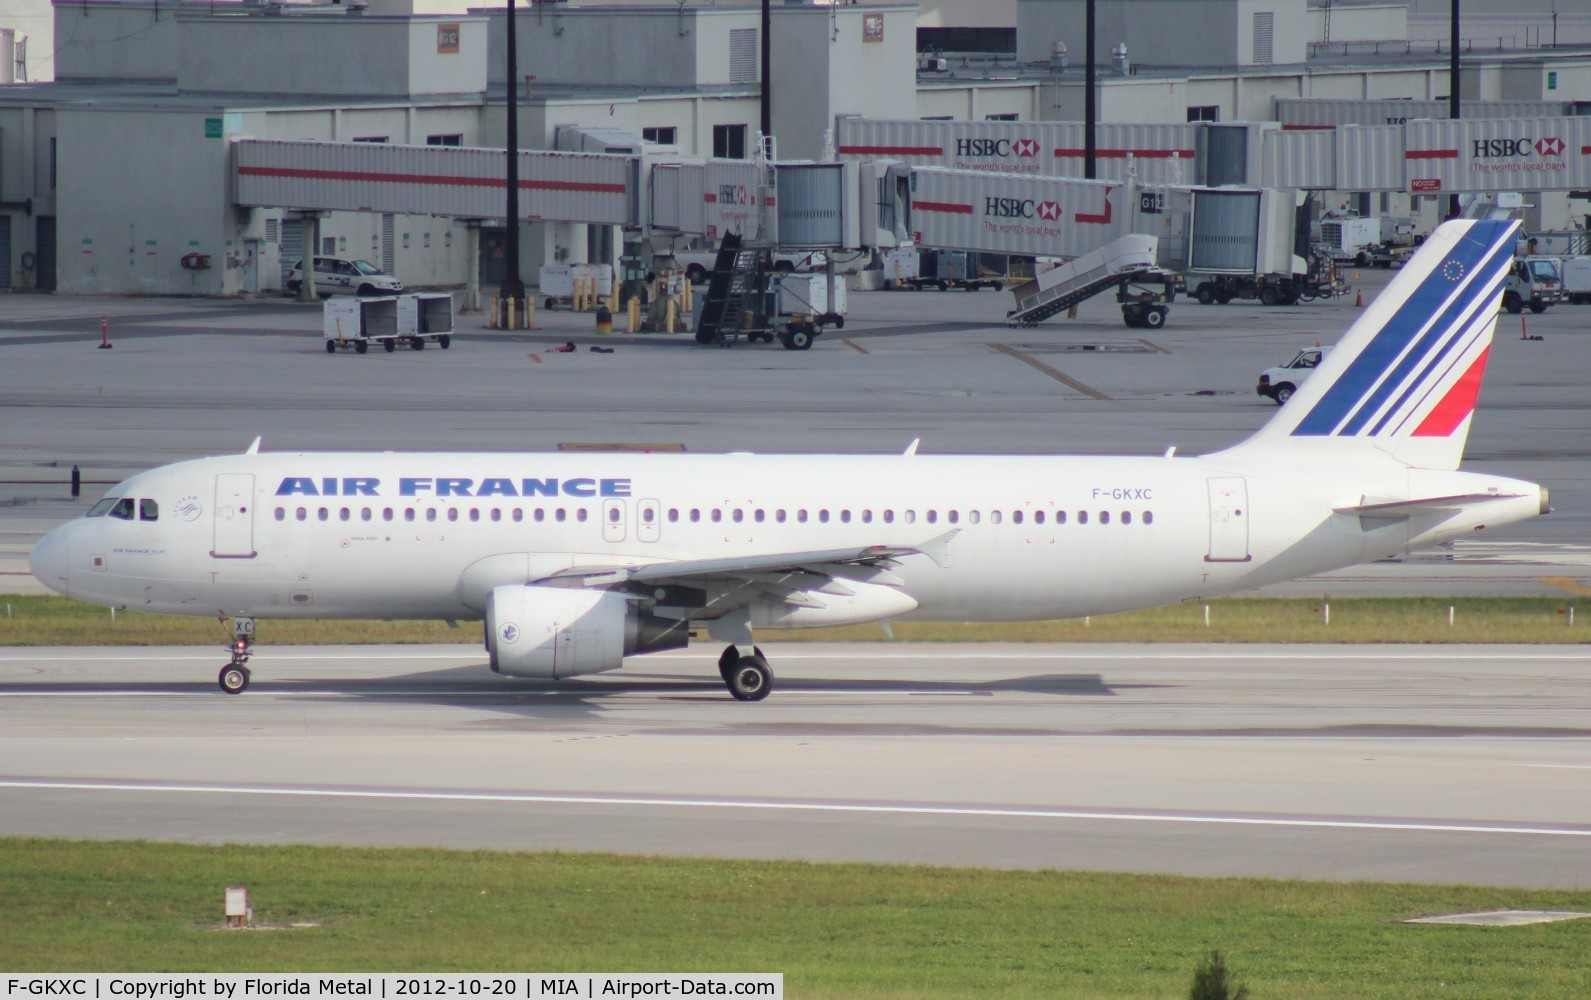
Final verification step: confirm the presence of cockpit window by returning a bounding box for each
[87,498,119,517]
[140,499,159,522]
[107,498,136,520]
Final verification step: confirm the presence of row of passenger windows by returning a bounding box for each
[87,497,158,521]
[272,505,1156,527]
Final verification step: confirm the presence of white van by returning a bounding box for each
[1257,346,1330,405]
[287,257,404,297]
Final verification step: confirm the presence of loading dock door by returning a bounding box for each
[1205,477,1252,562]
[212,474,257,558]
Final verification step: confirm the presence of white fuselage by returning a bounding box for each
[31,450,1544,626]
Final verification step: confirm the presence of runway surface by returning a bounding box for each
[3,642,1588,888]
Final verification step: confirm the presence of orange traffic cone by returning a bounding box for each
[1354,290,1364,308]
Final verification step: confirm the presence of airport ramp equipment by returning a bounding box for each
[1006,234,1159,326]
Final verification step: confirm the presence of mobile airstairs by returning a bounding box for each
[1006,234,1177,328]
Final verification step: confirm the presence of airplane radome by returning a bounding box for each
[28,220,1549,700]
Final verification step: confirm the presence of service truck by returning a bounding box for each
[1501,256,1562,314]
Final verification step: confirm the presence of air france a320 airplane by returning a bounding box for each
[30,219,1547,700]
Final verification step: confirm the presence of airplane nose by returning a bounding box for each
[28,526,73,598]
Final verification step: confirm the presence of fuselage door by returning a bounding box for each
[602,498,627,543]
[637,499,661,543]
[1205,476,1252,563]
[212,473,257,558]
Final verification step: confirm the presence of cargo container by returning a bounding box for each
[1276,98,1572,130]
[1317,217,1384,262]
[1560,257,1591,304]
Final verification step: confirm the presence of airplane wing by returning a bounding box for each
[537,535,954,589]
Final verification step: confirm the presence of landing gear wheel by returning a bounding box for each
[325,340,337,354]
[1142,305,1168,329]
[219,664,251,695]
[727,655,772,701]
[354,340,368,354]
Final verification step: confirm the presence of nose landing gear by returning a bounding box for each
[218,616,255,694]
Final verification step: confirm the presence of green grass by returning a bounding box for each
[1,594,1586,646]
[1,840,1588,997]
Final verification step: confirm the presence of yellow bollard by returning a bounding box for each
[505,298,516,331]
[681,277,693,313]
[488,296,499,329]
[627,296,641,333]
[524,298,535,330]
[665,297,676,334]
[607,287,619,313]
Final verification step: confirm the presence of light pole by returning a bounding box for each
[500,0,525,305]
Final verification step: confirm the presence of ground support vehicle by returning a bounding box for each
[323,296,452,354]
[1501,256,1562,314]
[287,256,404,298]
[692,235,843,351]
[1556,256,1591,304]
[673,242,826,285]
[1006,235,1169,328]
[1192,250,1346,306]
[1257,346,1330,405]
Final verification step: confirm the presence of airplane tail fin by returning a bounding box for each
[1220,218,1519,472]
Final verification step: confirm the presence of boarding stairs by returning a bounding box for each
[695,233,768,345]
[1006,234,1160,326]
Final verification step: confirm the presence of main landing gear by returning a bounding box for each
[717,644,773,701]
[218,616,254,694]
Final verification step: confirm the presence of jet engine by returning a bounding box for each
[484,584,688,678]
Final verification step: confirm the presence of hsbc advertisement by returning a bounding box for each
[908,167,1125,257]
[836,119,1201,186]
[1404,117,1591,194]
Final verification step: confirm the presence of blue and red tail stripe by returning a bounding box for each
[1291,219,1515,438]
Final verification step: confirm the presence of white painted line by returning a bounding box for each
[1,779,1586,838]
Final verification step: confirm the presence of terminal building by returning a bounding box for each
[0,0,1589,296]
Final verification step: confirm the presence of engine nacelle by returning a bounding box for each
[485,584,687,679]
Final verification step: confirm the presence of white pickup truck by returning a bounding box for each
[1257,346,1330,405]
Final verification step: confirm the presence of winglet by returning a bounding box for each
[245,436,262,456]
[912,528,960,569]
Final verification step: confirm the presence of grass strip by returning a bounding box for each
[1,839,1588,998]
[0,594,1587,646]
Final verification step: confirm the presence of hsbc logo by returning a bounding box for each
[985,197,1063,220]
[718,184,750,206]
[956,137,1037,158]
[1472,137,1566,158]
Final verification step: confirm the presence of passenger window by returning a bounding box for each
[776,510,787,523]
[317,508,329,521]
[535,509,546,522]
[1078,511,1089,525]
[383,508,394,521]
[1121,511,1132,525]
[339,508,351,521]
[1099,511,1110,525]
[555,509,567,523]
[447,508,459,522]
[642,508,654,524]
[819,510,830,524]
[404,509,416,522]
[608,507,621,522]
[1012,510,1023,524]
[275,508,285,521]
[490,509,501,522]
[296,507,307,521]
[732,510,744,523]
[140,499,159,521]
[947,510,959,525]
[754,509,765,523]
[1144,511,1155,525]
[711,510,723,523]
[426,509,437,521]
[883,510,894,524]
[469,509,480,522]
[904,510,916,524]
[926,510,937,524]
[990,511,1001,525]
[690,509,701,523]
[1055,511,1066,525]
[87,498,118,517]
[668,509,679,523]
[577,509,588,523]
[512,509,523,522]
[362,508,373,521]
[969,510,981,525]
[862,510,873,524]
[840,510,851,524]
[797,510,808,523]
[109,499,136,520]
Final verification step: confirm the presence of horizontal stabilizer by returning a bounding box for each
[1333,492,1527,519]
